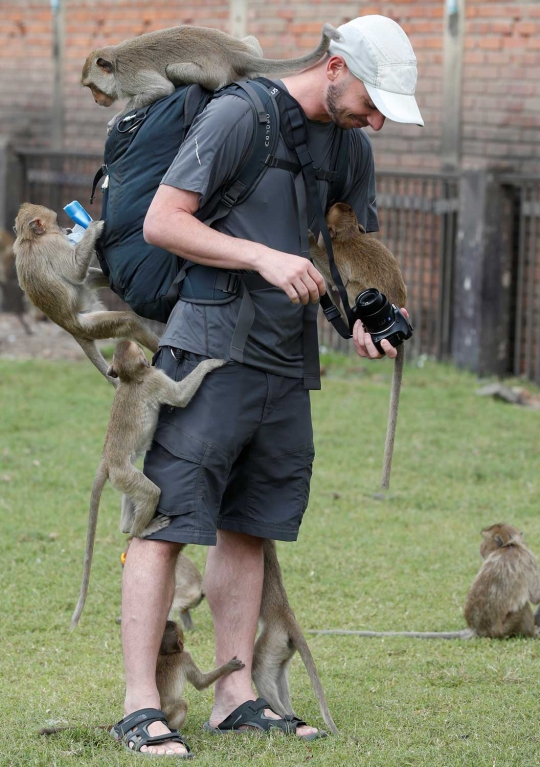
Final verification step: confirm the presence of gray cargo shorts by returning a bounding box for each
[142,347,315,546]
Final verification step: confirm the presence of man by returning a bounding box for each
[115,15,423,756]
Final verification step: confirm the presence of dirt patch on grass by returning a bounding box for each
[0,312,103,361]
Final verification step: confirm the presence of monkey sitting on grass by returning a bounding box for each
[311,523,540,640]
[13,203,159,386]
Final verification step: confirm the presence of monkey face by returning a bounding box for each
[86,83,115,107]
[159,621,185,655]
[82,54,117,106]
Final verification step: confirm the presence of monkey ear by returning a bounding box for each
[358,224,366,234]
[96,57,113,73]
[328,225,336,239]
[29,218,46,236]
[140,356,151,369]
[106,364,119,378]
[494,535,504,547]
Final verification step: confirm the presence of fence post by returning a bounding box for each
[0,137,25,231]
[451,169,513,377]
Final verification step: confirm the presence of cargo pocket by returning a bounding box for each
[145,420,209,516]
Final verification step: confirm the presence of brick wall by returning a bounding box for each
[1,0,540,172]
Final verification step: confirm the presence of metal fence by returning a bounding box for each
[501,175,540,385]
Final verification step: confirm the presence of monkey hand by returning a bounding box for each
[254,248,326,305]
[224,656,245,672]
[353,308,409,360]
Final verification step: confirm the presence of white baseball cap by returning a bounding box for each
[329,15,424,127]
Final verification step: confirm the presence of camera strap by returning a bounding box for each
[258,78,354,340]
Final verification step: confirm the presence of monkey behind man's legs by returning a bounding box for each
[158,621,244,730]
[252,540,338,734]
[41,620,243,736]
[309,202,408,489]
[170,553,205,631]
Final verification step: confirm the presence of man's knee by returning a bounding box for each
[127,536,185,562]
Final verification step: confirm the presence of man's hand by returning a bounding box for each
[353,308,409,360]
[254,250,326,305]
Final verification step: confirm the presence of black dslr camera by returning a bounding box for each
[351,288,413,354]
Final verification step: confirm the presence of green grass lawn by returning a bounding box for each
[1,353,540,766]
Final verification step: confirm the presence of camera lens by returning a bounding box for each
[356,288,385,311]
[353,289,394,334]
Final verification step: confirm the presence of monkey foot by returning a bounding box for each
[112,708,194,758]
[204,698,326,741]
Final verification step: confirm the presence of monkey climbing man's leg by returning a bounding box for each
[122,537,190,756]
[204,530,319,738]
[110,466,161,537]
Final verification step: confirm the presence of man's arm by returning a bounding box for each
[144,186,325,307]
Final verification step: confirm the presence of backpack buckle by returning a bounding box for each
[223,273,241,293]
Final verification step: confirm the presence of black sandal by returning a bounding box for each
[112,708,194,758]
[203,698,327,742]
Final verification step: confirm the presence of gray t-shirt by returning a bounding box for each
[159,83,379,384]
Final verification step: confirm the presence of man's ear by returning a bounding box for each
[106,364,119,378]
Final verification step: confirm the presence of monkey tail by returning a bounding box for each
[380,344,405,490]
[70,463,108,629]
[292,628,339,734]
[309,629,475,640]
[241,23,341,75]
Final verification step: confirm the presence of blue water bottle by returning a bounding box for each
[64,200,92,244]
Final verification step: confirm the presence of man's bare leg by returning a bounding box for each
[122,537,189,755]
[205,530,318,737]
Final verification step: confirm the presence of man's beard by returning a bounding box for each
[326,82,366,130]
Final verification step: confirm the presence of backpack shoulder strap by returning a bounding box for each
[197,79,280,226]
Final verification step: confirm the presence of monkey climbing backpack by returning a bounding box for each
[91,78,351,326]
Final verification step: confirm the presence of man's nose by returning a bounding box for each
[368,111,386,131]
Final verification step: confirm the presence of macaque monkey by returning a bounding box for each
[311,524,540,640]
[170,553,205,631]
[71,340,225,628]
[41,620,242,736]
[309,202,408,490]
[12,204,159,386]
[464,523,540,637]
[158,620,244,730]
[252,540,338,734]
[81,23,340,126]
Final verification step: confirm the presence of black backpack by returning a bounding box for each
[91,78,351,326]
